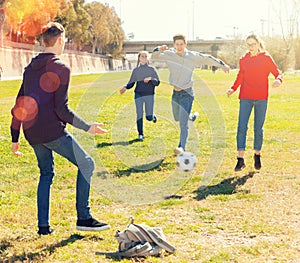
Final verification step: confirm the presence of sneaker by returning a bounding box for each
[234,157,246,171]
[76,217,110,231]
[138,135,144,141]
[38,226,54,235]
[254,154,261,170]
[153,115,157,123]
[189,112,199,122]
[174,147,184,155]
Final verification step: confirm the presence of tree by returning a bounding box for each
[4,0,61,42]
[268,0,300,70]
[85,2,110,54]
[264,36,294,72]
[104,6,124,57]
[1,0,125,56]
[0,0,5,47]
[218,39,245,69]
[56,0,92,50]
[293,36,300,69]
[85,2,125,57]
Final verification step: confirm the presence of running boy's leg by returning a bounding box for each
[178,90,194,150]
[171,91,180,122]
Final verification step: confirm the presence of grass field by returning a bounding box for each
[0,69,299,262]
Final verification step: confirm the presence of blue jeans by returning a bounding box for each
[135,93,155,136]
[237,99,268,151]
[32,132,94,227]
[172,88,194,149]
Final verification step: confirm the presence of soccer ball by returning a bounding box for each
[176,152,197,172]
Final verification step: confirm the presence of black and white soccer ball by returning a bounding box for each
[176,152,197,172]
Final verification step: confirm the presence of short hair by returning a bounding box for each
[42,22,65,47]
[173,34,186,44]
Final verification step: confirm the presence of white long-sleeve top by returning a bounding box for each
[151,47,227,90]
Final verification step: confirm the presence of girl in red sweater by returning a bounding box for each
[227,34,283,171]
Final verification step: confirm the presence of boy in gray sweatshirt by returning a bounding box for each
[151,34,230,155]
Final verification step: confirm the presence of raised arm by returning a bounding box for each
[151,45,169,60]
[193,52,230,73]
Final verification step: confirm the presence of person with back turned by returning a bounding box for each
[10,22,110,235]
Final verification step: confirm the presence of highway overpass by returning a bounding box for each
[122,39,231,55]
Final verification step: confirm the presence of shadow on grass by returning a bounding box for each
[0,234,102,262]
[193,172,256,200]
[164,195,183,200]
[95,251,123,261]
[97,139,140,148]
[95,251,168,261]
[113,159,166,177]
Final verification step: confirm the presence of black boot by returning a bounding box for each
[38,226,54,235]
[254,154,261,170]
[234,157,246,171]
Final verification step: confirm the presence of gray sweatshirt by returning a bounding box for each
[151,47,227,90]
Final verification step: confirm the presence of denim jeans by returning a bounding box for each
[32,132,94,227]
[172,88,194,149]
[135,93,155,136]
[237,99,268,151]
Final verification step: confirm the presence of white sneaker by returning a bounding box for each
[174,147,184,155]
[138,135,144,141]
[189,112,199,122]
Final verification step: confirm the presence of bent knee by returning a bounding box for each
[87,156,95,172]
[81,156,95,177]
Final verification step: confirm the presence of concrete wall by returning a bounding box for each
[0,45,127,80]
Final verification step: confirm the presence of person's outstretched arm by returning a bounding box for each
[151,45,169,60]
[193,52,230,73]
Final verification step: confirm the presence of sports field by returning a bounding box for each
[0,69,299,262]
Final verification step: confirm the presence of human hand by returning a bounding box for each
[12,142,22,156]
[272,79,281,88]
[226,88,234,96]
[144,77,151,83]
[160,45,168,51]
[223,64,230,73]
[88,123,107,135]
[120,87,127,94]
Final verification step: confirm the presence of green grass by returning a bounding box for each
[0,69,300,262]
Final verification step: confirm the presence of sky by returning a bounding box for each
[87,0,296,41]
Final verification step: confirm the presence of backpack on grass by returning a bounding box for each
[114,217,176,258]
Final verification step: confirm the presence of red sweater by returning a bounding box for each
[231,52,283,100]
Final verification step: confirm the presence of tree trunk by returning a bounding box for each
[0,7,5,47]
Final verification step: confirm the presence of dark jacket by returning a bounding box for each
[125,63,160,95]
[10,53,90,145]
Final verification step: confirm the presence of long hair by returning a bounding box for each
[136,51,149,67]
[246,34,265,51]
